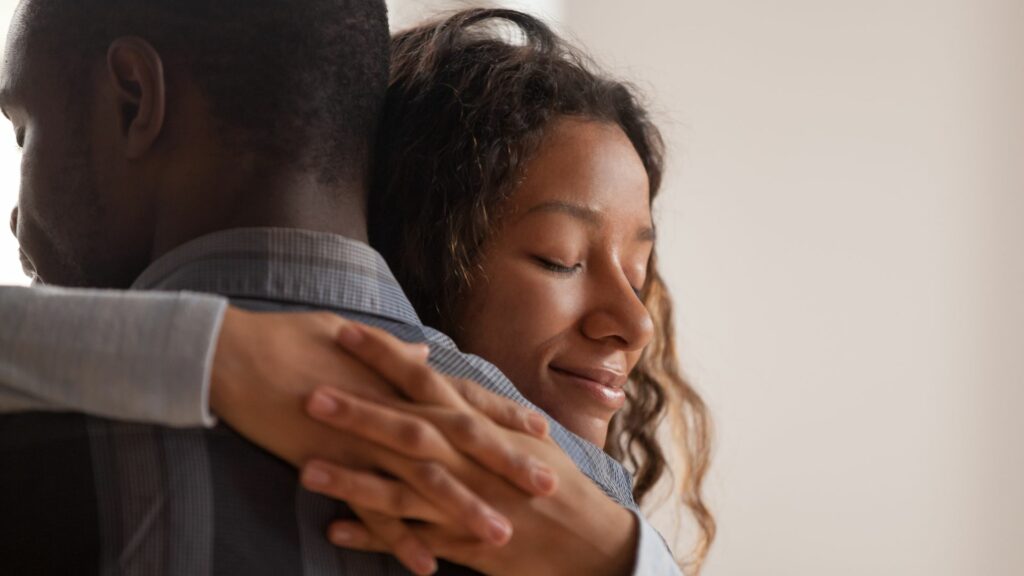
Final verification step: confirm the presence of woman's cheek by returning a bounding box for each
[503,268,581,336]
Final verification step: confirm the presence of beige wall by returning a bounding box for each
[560,1,1024,575]
[390,1,1024,574]
[0,1,1020,574]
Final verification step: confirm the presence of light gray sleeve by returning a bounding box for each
[0,285,227,427]
[631,512,684,575]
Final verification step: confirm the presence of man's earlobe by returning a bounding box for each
[106,37,166,159]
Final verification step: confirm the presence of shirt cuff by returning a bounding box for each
[631,511,683,575]
[173,292,228,427]
[0,286,227,427]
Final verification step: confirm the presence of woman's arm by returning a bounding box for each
[301,325,683,576]
[304,386,682,576]
[0,285,226,426]
[0,287,557,557]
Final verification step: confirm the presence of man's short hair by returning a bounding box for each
[22,0,389,185]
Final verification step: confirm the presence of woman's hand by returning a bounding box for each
[302,322,640,576]
[208,307,559,573]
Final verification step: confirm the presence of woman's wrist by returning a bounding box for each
[546,478,639,576]
[209,306,247,420]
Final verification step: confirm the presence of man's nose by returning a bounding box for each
[9,206,17,237]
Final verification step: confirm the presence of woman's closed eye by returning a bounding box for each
[533,255,582,275]
[534,255,646,297]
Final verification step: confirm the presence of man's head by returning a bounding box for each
[1,0,388,287]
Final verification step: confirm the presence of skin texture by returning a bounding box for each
[1,19,113,287]
[0,4,561,572]
[1,3,367,289]
[305,323,640,576]
[0,3,655,572]
[301,119,661,573]
[453,118,656,446]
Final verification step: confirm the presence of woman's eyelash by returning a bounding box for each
[533,256,644,296]
[534,256,581,274]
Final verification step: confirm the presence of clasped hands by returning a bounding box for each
[210,308,637,576]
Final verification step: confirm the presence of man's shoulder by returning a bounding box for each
[229,297,639,509]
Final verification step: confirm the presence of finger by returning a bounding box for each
[449,377,550,438]
[308,387,557,496]
[394,457,513,546]
[338,323,547,439]
[416,404,558,497]
[344,510,438,576]
[304,390,513,545]
[306,387,452,462]
[330,520,484,568]
[300,460,445,523]
[335,323,466,408]
[327,520,389,552]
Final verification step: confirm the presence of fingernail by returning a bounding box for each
[526,412,548,436]
[414,551,438,575]
[531,465,557,493]
[330,525,353,544]
[337,324,364,347]
[303,464,331,487]
[308,391,338,416]
[485,512,512,544]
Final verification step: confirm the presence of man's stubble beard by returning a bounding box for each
[33,95,110,288]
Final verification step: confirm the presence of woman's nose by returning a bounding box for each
[580,275,654,351]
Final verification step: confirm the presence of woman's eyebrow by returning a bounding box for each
[525,200,602,226]
[525,201,656,241]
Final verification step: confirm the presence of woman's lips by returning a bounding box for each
[548,364,627,411]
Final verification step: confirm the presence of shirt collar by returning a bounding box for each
[132,227,421,326]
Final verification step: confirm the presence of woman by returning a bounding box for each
[289,9,712,574]
[371,7,713,559]
[0,7,711,575]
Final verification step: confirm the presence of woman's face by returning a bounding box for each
[454,118,655,446]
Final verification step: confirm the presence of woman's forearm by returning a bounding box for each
[0,285,226,426]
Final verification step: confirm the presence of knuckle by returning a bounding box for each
[385,486,411,514]
[464,499,492,522]
[512,452,534,476]
[456,379,479,401]
[396,420,428,451]
[450,413,481,447]
[415,461,449,492]
[410,365,435,386]
[337,471,358,494]
[503,403,524,426]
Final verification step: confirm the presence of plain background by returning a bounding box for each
[1,1,1022,574]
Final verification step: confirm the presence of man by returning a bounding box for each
[0,1,677,574]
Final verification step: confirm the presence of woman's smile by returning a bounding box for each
[547,362,628,411]
[453,117,655,447]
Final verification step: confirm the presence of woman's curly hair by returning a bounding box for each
[369,8,714,571]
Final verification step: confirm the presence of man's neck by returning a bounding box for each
[149,166,368,265]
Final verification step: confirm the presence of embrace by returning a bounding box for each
[0,1,713,575]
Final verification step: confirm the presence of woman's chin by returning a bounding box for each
[552,409,614,448]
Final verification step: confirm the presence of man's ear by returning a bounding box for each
[105,37,166,160]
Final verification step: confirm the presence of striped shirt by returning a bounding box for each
[0,227,645,575]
